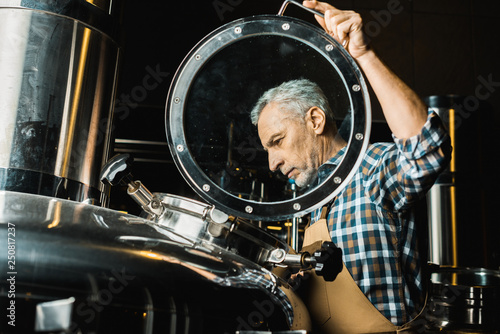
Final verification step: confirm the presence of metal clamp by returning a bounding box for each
[204,206,230,238]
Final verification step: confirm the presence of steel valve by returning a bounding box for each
[273,241,343,282]
[100,154,163,217]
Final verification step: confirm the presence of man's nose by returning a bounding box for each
[268,150,283,172]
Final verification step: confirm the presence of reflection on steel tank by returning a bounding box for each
[0,0,121,205]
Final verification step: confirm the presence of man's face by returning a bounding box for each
[257,102,321,187]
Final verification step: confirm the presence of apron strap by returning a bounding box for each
[319,206,329,220]
[304,197,336,231]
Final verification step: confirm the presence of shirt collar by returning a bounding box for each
[317,146,347,182]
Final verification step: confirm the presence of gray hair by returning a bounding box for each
[250,79,334,125]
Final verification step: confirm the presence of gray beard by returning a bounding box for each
[294,167,318,188]
[294,145,320,188]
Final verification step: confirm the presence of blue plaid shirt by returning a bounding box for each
[311,111,450,325]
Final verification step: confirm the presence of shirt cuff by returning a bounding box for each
[392,110,449,160]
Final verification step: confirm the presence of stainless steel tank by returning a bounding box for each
[424,95,459,266]
[0,190,297,333]
[426,266,500,332]
[0,0,121,205]
[424,95,500,332]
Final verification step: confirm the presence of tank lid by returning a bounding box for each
[165,15,371,221]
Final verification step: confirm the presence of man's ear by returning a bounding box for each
[306,106,327,135]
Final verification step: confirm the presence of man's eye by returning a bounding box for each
[275,137,283,145]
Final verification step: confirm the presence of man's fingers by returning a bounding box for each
[302,0,343,28]
[335,18,354,41]
[302,0,340,13]
[324,10,349,41]
[303,2,369,58]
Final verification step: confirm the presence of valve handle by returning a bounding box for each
[100,154,162,217]
[100,153,134,187]
[312,241,343,282]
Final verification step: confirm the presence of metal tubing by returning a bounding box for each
[278,0,325,18]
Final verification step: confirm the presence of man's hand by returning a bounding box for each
[302,0,370,59]
[304,0,428,139]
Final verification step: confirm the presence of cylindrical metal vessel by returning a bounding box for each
[424,95,460,266]
[426,267,500,332]
[426,173,455,266]
[0,0,120,204]
[0,190,295,333]
[424,96,499,332]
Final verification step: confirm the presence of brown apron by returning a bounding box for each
[300,210,425,333]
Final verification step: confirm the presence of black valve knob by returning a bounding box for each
[312,241,343,282]
[100,153,134,187]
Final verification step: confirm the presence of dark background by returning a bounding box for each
[109,0,500,269]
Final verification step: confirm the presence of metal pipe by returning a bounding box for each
[278,0,325,18]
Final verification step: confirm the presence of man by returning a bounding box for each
[250,1,451,332]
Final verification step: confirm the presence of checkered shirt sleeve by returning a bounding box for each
[311,111,450,325]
